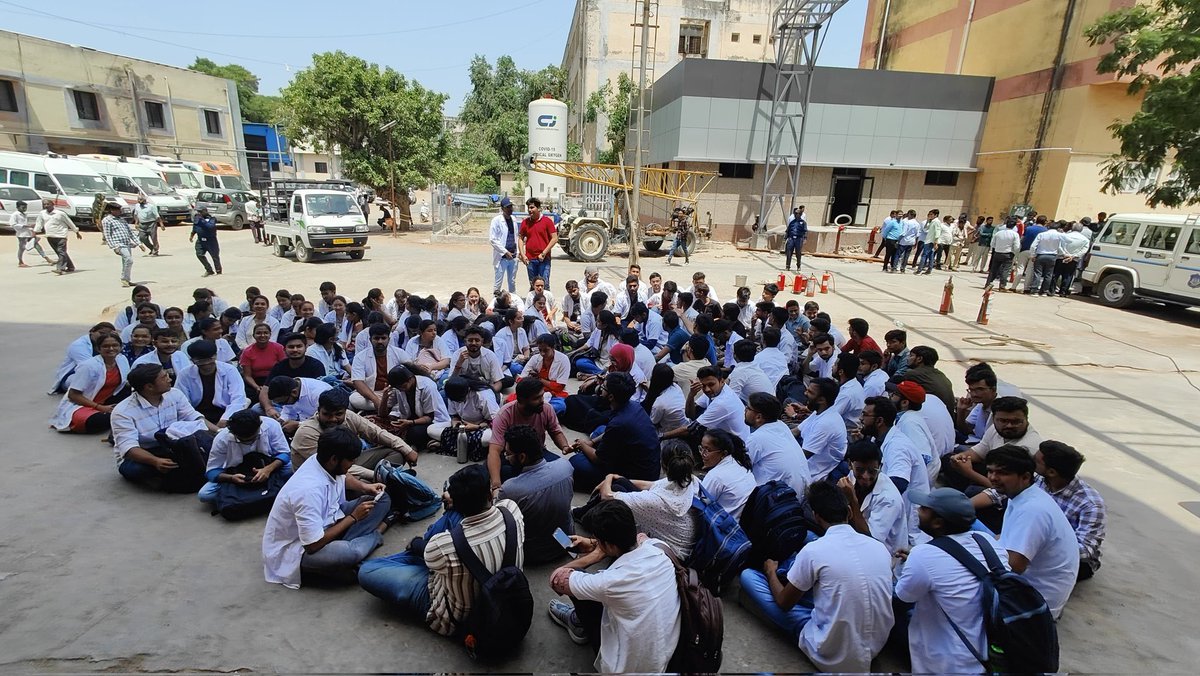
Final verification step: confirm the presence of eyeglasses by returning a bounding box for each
[698,444,721,455]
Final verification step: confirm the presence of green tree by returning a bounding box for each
[1086,1,1200,206]
[188,57,279,123]
[277,51,447,228]
[585,72,634,164]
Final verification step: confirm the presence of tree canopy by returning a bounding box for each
[585,72,635,165]
[277,51,447,195]
[1086,0,1200,206]
[188,57,280,123]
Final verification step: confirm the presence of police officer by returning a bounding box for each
[785,206,808,271]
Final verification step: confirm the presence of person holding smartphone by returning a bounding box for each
[496,425,574,563]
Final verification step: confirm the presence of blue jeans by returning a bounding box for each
[357,510,463,613]
[300,494,391,580]
[666,235,689,263]
[570,453,608,493]
[739,568,814,639]
[118,457,159,485]
[918,243,936,271]
[574,358,603,375]
[894,244,913,271]
[495,255,517,292]
[785,237,804,269]
[549,396,567,415]
[507,361,525,378]
[526,257,551,286]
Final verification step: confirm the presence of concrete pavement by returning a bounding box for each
[1,228,1198,672]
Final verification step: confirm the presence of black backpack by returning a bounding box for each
[655,544,724,673]
[930,533,1060,674]
[739,481,812,568]
[211,451,288,521]
[150,429,213,493]
[450,506,532,660]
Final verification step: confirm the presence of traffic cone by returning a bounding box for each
[806,273,818,297]
[939,277,954,315]
[976,287,992,325]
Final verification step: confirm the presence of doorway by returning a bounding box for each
[826,168,872,225]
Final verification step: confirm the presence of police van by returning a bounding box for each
[1081,213,1200,308]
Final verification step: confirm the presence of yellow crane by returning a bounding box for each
[522,153,718,261]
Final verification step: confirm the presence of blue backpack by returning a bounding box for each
[686,484,751,595]
[930,533,1060,674]
[374,460,442,521]
[739,481,811,567]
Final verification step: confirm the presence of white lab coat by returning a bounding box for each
[181,336,237,363]
[174,361,249,422]
[49,355,130,431]
[52,333,94,390]
[235,316,280,349]
[489,213,519,267]
[351,345,409,386]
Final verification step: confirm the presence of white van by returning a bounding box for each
[0,151,124,226]
[1081,213,1200,308]
[263,189,369,262]
[129,156,203,204]
[75,155,193,225]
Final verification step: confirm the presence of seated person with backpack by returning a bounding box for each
[738,482,894,673]
[262,427,395,589]
[566,372,661,493]
[547,500,682,673]
[199,409,291,508]
[358,465,526,641]
[111,363,219,490]
[497,424,574,564]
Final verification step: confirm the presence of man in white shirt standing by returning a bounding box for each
[1027,224,1064,296]
[895,488,1008,675]
[987,446,1078,618]
[33,198,82,275]
[744,392,811,497]
[548,500,681,674]
[985,218,1021,291]
[263,427,394,589]
[739,482,894,672]
[12,200,54,267]
[489,197,519,293]
[1054,222,1092,297]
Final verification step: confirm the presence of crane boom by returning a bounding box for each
[522,154,718,204]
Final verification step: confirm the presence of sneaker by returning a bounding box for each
[202,270,214,277]
[548,600,589,645]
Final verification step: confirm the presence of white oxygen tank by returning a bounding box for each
[527,96,569,203]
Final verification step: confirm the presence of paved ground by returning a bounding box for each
[1,226,1198,672]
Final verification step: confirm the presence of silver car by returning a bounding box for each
[194,189,257,230]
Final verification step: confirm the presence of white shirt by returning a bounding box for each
[568,539,682,674]
[448,388,500,423]
[120,319,167,343]
[747,421,811,497]
[726,362,774,403]
[1059,230,1091,258]
[1000,485,1078,618]
[971,424,1043,460]
[34,209,78,238]
[491,325,530,366]
[683,284,720,305]
[11,210,32,238]
[798,406,847,481]
[832,378,864,428]
[614,479,699,559]
[896,410,939,483]
[181,336,237,363]
[519,349,570,388]
[809,349,839,380]
[524,289,556,310]
[753,348,789,387]
[452,347,504,385]
[701,455,756,520]
[858,473,908,554]
[580,279,618,309]
[110,389,205,462]
[306,343,350,377]
[631,343,657,381]
[351,345,409,389]
[50,355,130,431]
[386,375,450,425]
[489,212,519,265]
[787,524,894,673]
[1031,229,1063,256]
[919,400,956,457]
[695,385,753,438]
[132,348,191,378]
[647,384,687,434]
[861,369,889,398]
[278,378,332,422]
[262,455,347,589]
[895,531,1008,675]
[880,428,932,542]
[991,227,1020,254]
[174,362,248,422]
[53,333,95,389]
[207,416,289,474]
[235,316,280,350]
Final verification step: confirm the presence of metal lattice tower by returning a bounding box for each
[754,0,848,249]
[628,0,658,265]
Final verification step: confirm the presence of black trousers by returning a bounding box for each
[881,239,898,270]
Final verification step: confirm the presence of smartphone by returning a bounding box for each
[552,527,577,558]
[372,490,387,502]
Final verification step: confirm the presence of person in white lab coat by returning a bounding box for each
[489,197,519,293]
[174,339,249,427]
[49,333,130,433]
[51,322,114,394]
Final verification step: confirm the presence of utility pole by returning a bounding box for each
[629,0,653,267]
[380,119,398,237]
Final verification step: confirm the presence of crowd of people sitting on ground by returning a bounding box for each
[48,267,1106,672]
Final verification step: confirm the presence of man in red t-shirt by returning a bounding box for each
[842,317,882,355]
[518,197,558,288]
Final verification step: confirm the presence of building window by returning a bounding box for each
[752,34,762,44]
[203,109,222,135]
[314,161,329,174]
[72,90,100,121]
[679,21,708,57]
[731,33,740,42]
[718,163,754,179]
[924,170,959,186]
[1118,163,1159,194]
[270,161,280,172]
[0,80,17,113]
[144,101,166,129]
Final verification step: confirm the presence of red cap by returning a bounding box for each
[887,380,926,404]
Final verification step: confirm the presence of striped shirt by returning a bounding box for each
[103,215,138,249]
[423,500,525,636]
[110,389,205,462]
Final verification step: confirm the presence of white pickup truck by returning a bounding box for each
[264,189,370,263]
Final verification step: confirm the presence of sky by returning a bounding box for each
[0,0,867,113]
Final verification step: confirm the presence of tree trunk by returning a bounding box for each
[397,190,413,232]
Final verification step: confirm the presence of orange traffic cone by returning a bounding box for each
[939,277,954,315]
[806,273,818,297]
[976,287,992,325]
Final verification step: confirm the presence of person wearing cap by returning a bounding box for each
[784,205,807,271]
[100,201,142,287]
[886,380,940,484]
[189,206,222,277]
[489,197,519,293]
[133,193,165,255]
[110,363,217,488]
[518,197,558,287]
[738,482,894,673]
[837,439,907,554]
[666,206,691,265]
[894,487,1009,675]
[578,266,618,311]
[174,339,248,427]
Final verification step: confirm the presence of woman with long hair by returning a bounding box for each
[237,295,280,349]
[363,288,396,326]
[463,286,486,322]
[182,317,237,363]
[308,322,352,382]
[699,429,757,519]
[121,325,154,363]
[323,295,351,344]
[239,322,285,390]
[50,333,129,434]
[597,439,700,558]
[642,363,687,434]
[120,302,166,342]
[446,291,467,322]
[405,318,451,381]
[163,306,188,343]
[114,285,154,331]
[573,309,619,375]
